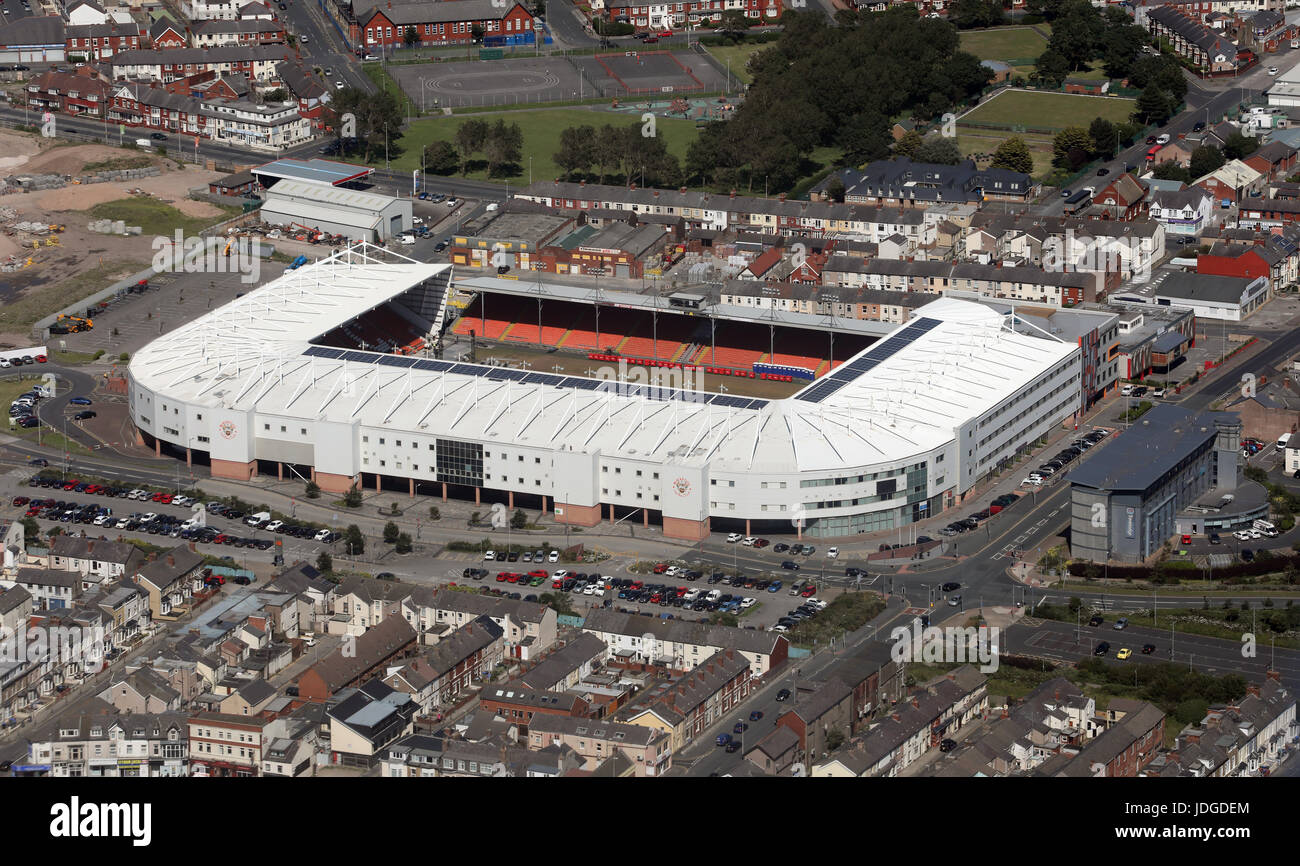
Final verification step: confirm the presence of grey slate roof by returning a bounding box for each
[1066,404,1236,493]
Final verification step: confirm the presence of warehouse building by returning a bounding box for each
[260,179,412,242]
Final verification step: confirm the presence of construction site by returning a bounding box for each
[0,128,229,346]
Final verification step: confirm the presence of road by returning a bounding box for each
[1037,78,1265,215]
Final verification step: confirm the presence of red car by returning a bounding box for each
[12,496,29,506]
[753,539,769,548]
[649,593,663,603]
[629,581,643,590]
[213,534,230,544]
[84,484,101,495]
[643,35,660,42]
[551,578,564,589]
[62,480,78,490]
[653,563,668,574]
[528,569,548,579]
[801,585,817,597]
[496,573,508,582]
[1180,534,1191,545]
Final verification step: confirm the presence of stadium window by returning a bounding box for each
[653,495,659,502]
[380,461,386,467]
[301,428,307,435]
[280,426,286,433]
[535,457,541,464]
[518,455,524,462]
[263,424,269,431]
[380,438,385,445]
[653,473,659,480]
[396,440,402,447]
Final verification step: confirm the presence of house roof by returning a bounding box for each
[134,545,205,589]
[517,632,606,692]
[303,616,416,695]
[0,16,66,47]
[360,0,528,26]
[50,535,140,565]
[582,608,785,657]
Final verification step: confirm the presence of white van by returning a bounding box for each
[1277,433,1291,449]
[1120,384,1135,396]
[1253,519,1277,535]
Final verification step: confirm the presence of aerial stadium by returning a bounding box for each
[127,244,1083,541]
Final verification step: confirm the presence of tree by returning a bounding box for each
[428,506,441,521]
[826,177,846,203]
[19,516,39,540]
[471,23,484,42]
[1222,132,1258,160]
[1188,145,1224,179]
[383,521,400,544]
[1151,162,1191,183]
[720,9,749,30]
[305,480,320,499]
[511,508,527,530]
[263,88,287,102]
[1032,48,1070,89]
[423,140,459,175]
[894,128,924,159]
[990,136,1033,174]
[343,484,362,508]
[395,532,413,554]
[329,86,404,163]
[914,136,962,166]
[952,0,1004,29]
[345,524,365,556]
[825,729,847,751]
[316,551,333,573]
[1088,117,1115,159]
[1052,126,1093,168]
[835,111,892,166]
[554,124,597,180]
[538,591,575,616]
[483,118,523,178]
[1133,85,1173,126]
[404,26,419,48]
[453,118,490,173]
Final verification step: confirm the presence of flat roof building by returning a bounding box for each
[1068,404,1244,562]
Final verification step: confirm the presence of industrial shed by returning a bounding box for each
[259,179,411,242]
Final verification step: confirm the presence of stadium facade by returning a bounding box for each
[128,244,1083,541]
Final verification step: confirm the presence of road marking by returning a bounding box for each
[1035,519,1047,527]
[1048,510,1058,517]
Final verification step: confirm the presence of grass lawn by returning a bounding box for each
[0,378,93,456]
[957,132,1054,179]
[960,90,1135,132]
[389,108,701,184]
[703,41,770,86]
[958,26,1049,64]
[0,259,148,331]
[85,199,239,237]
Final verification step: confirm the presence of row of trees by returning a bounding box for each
[1050,116,1145,169]
[329,86,406,164]
[682,9,993,192]
[551,122,681,187]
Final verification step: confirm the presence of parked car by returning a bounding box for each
[1095,641,1110,655]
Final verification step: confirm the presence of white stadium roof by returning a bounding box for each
[129,246,1077,475]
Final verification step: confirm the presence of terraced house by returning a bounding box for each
[594,0,784,27]
[1147,5,1244,74]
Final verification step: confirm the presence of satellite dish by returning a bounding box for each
[791,762,805,777]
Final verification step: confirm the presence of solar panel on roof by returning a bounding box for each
[377,355,419,368]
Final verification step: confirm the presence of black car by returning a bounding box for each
[28,458,47,466]
[941,582,960,593]
[773,543,790,553]
[781,560,800,570]
[1096,167,1109,176]
[1088,614,1104,627]
[1241,549,1255,562]
[1095,641,1110,655]
[1209,533,1221,545]
[1192,120,1206,132]
[150,132,168,140]
[1142,644,1156,654]
[939,738,957,752]
[73,410,96,420]
[776,688,791,701]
